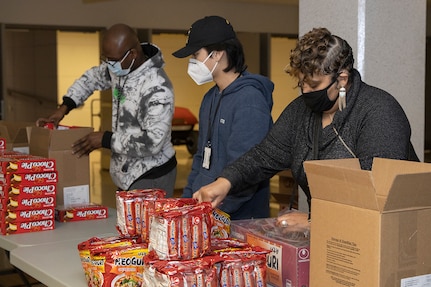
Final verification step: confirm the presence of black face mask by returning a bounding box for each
[302,79,338,113]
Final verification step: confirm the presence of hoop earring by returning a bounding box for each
[338,86,346,111]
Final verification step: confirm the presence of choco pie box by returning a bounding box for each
[1,219,55,235]
[0,151,57,235]
[55,204,109,222]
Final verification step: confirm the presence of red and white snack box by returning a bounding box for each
[230,217,310,287]
[0,171,58,186]
[1,219,55,235]
[0,194,56,211]
[0,157,56,174]
[0,183,57,199]
[55,204,109,222]
[2,208,55,223]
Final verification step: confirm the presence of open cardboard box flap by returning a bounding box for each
[304,157,431,212]
[30,126,93,154]
[0,120,34,148]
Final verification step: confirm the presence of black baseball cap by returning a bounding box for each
[172,16,236,58]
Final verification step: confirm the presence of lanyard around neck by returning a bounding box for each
[114,77,128,129]
[205,89,224,146]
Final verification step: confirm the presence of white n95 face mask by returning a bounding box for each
[187,52,218,85]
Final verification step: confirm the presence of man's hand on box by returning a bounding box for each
[35,106,67,128]
[72,132,103,157]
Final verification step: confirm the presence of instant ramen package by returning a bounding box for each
[115,189,166,239]
[89,243,148,287]
[143,251,221,287]
[77,235,139,287]
[148,202,212,260]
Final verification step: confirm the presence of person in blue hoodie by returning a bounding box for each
[172,16,274,220]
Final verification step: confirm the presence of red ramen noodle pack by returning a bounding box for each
[212,243,270,287]
[211,208,231,239]
[142,243,270,287]
[148,202,213,260]
[90,243,148,287]
[217,251,268,287]
[115,189,166,239]
[77,235,141,287]
[143,251,221,287]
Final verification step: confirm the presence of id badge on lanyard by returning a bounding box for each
[203,89,224,170]
[203,142,211,169]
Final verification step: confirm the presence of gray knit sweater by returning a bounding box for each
[220,69,417,208]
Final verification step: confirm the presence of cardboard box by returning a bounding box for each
[29,126,93,206]
[0,121,33,153]
[230,218,310,287]
[272,170,299,211]
[304,158,431,287]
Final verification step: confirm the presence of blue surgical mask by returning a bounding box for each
[107,50,134,77]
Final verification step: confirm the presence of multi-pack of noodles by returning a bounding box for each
[143,251,221,287]
[77,235,141,287]
[90,243,148,287]
[148,201,213,260]
[115,189,166,239]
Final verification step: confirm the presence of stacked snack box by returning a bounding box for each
[78,189,270,287]
[230,214,310,287]
[55,203,109,222]
[0,138,57,235]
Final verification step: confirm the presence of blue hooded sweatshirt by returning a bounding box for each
[183,70,274,220]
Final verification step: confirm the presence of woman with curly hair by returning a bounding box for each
[192,27,419,227]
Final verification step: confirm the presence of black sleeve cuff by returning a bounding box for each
[102,131,113,149]
[61,97,77,115]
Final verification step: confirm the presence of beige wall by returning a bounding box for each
[155,33,298,126]
[57,31,101,129]
[0,0,299,35]
[55,31,299,131]
[3,29,58,122]
[270,36,297,120]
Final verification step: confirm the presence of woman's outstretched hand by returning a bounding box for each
[193,177,231,208]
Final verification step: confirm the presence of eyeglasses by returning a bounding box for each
[100,49,131,67]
